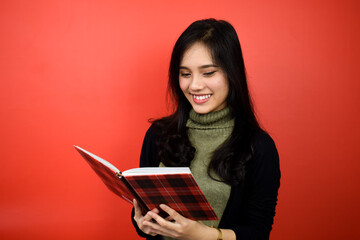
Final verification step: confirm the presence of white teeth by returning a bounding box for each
[193,94,211,100]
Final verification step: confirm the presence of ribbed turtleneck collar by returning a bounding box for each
[186,107,234,129]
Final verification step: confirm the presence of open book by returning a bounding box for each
[74,146,218,221]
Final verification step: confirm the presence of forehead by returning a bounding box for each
[180,42,214,66]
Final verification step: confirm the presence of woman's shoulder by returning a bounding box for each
[144,123,157,140]
[253,131,277,152]
[251,130,279,167]
[145,115,180,143]
[140,124,159,167]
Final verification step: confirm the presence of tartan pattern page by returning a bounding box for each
[74,146,135,204]
[74,146,218,221]
[125,174,218,221]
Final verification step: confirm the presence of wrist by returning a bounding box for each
[211,226,223,240]
[193,223,218,240]
[199,225,221,240]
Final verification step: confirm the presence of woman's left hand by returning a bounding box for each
[142,204,217,240]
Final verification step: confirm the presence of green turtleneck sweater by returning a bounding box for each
[186,107,233,227]
[161,108,234,239]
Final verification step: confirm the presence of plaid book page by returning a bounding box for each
[74,146,135,204]
[124,173,218,221]
[74,146,218,221]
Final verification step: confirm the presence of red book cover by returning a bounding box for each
[74,146,218,221]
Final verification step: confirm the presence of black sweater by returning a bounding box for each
[131,125,281,240]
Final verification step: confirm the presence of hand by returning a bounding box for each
[141,204,216,240]
[133,199,160,236]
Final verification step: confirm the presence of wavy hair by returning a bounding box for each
[151,19,263,185]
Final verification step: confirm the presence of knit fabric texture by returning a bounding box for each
[161,107,234,240]
[186,107,233,228]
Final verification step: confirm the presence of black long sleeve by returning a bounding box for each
[219,132,281,239]
[131,127,280,240]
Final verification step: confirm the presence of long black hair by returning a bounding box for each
[151,19,263,186]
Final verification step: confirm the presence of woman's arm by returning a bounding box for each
[225,132,281,239]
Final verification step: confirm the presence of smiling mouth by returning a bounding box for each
[192,94,211,103]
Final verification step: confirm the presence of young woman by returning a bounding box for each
[131,19,280,240]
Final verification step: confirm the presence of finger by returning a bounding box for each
[141,216,171,237]
[147,227,176,238]
[137,212,158,233]
[159,204,183,222]
[134,200,154,227]
[147,211,175,228]
[143,219,177,237]
[142,207,160,223]
[133,199,143,220]
[143,219,160,229]
[142,224,159,237]
[165,215,174,221]
[151,208,159,214]
[142,210,156,222]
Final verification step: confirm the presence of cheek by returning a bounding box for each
[222,82,230,97]
[179,78,188,93]
[210,78,229,96]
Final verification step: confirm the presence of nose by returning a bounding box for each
[189,75,204,91]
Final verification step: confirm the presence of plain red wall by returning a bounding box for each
[1,0,359,239]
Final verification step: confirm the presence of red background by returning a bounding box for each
[1,0,359,239]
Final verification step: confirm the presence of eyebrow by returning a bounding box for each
[179,64,219,70]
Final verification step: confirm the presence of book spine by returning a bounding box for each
[117,173,150,216]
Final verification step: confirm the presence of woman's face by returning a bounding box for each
[179,42,229,114]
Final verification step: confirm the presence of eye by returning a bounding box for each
[180,72,191,78]
[203,71,216,77]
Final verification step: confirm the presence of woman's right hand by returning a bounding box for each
[133,199,159,236]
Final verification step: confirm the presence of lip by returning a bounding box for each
[192,94,212,104]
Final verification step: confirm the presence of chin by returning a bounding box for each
[191,106,212,115]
